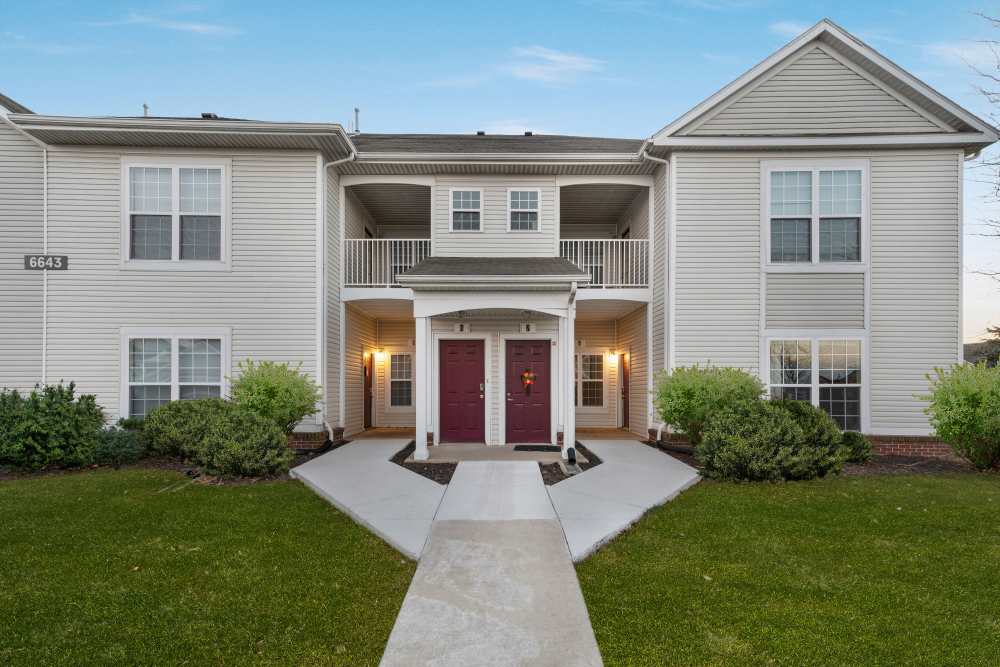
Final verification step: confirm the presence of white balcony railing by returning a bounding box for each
[560,239,649,288]
[343,239,431,287]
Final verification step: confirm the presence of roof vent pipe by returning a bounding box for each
[476,130,485,136]
[142,103,149,117]
[201,112,218,119]
[354,107,359,134]
[524,131,532,136]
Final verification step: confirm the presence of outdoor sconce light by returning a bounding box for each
[374,349,387,362]
[607,350,618,364]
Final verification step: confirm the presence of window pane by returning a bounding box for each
[180,216,222,260]
[179,168,222,215]
[770,171,812,216]
[179,338,222,383]
[820,386,861,430]
[819,340,861,385]
[129,338,171,383]
[769,340,811,385]
[129,167,171,213]
[582,381,603,407]
[819,217,860,262]
[130,215,172,260]
[770,219,811,263]
[179,385,222,400]
[581,354,603,380]
[819,170,861,216]
[391,380,412,406]
[770,386,812,401]
[510,190,538,210]
[452,211,480,231]
[510,211,538,231]
[452,190,480,210]
[390,354,412,380]
[130,385,171,418]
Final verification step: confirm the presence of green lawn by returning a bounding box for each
[578,474,1000,666]
[0,469,415,666]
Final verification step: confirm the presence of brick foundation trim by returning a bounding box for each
[287,431,329,451]
[868,436,956,460]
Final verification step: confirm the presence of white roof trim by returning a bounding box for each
[355,151,643,163]
[657,132,994,149]
[653,18,999,143]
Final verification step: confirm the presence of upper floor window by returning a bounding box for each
[124,159,229,269]
[767,164,864,266]
[508,189,540,231]
[450,189,481,232]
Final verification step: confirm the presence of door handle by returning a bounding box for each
[480,383,485,391]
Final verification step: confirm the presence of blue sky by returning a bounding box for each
[2,0,998,341]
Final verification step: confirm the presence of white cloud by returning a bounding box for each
[503,46,604,83]
[769,20,810,39]
[87,12,240,36]
[924,41,1000,70]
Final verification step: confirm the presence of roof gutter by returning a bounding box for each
[639,139,668,164]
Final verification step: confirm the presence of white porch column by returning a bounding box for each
[414,315,429,461]
[562,304,576,458]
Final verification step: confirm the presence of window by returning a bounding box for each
[450,189,481,232]
[508,189,539,231]
[122,329,228,418]
[767,164,864,265]
[124,160,228,266]
[574,353,604,408]
[390,353,412,407]
[767,337,863,431]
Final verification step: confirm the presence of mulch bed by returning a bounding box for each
[539,442,603,486]
[843,455,977,476]
[390,442,457,485]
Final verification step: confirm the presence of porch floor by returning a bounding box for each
[410,442,582,464]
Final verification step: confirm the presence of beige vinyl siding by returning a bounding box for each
[343,306,376,436]
[345,187,375,239]
[686,45,943,136]
[766,273,865,329]
[325,168,340,427]
[869,150,961,434]
[616,304,648,437]
[43,147,320,421]
[673,152,761,371]
[575,321,618,428]
[432,177,557,256]
[375,319,416,427]
[0,119,43,392]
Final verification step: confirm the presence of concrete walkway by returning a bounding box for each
[381,462,602,667]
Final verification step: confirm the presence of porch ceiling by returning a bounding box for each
[560,184,644,229]
[347,299,413,320]
[576,299,644,321]
[348,183,431,230]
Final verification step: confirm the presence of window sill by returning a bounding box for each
[122,260,232,272]
[447,229,484,234]
[765,262,866,274]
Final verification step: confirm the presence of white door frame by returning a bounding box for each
[499,333,559,445]
[432,332,492,445]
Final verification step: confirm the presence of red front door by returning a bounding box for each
[505,340,551,443]
[439,340,486,442]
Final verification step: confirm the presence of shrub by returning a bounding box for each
[142,398,231,458]
[841,431,873,464]
[0,383,105,470]
[924,363,1000,470]
[93,427,146,467]
[195,406,292,477]
[698,401,848,482]
[653,365,764,445]
[230,360,321,433]
[115,416,145,432]
[773,399,843,453]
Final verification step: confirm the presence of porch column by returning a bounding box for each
[562,304,576,459]
[414,315,429,461]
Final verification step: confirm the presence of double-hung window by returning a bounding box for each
[124,159,229,267]
[123,329,229,418]
[767,337,863,431]
[508,189,540,231]
[767,162,864,266]
[574,353,604,408]
[389,353,413,407]
[450,189,481,232]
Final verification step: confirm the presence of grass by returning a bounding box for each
[577,474,1000,666]
[0,469,415,666]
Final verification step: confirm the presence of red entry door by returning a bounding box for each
[505,340,551,443]
[439,340,486,442]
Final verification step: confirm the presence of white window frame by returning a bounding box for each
[761,159,869,273]
[760,330,870,432]
[119,326,231,418]
[387,350,414,409]
[506,188,542,233]
[448,187,484,233]
[575,350,606,411]
[121,156,232,271]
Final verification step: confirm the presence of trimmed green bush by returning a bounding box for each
[653,365,764,445]
[773,399,843,453]
[93,427,146,468]
[142,399,231,458]
[230,360,321,433]
[841,431,873,464]
[698,401,848,482]
[196,406,292,477]
[924,363,1000,470]
[115,416,145,432]
[0,383,105,470]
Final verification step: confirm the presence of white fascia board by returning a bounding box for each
[657,132,995,150]
[355,152,642,163]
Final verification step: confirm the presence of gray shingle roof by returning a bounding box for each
[401,257,590,278]
[353,133,643,155]
[0,93,32,114]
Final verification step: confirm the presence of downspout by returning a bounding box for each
[1,114,49,385]
[638,139,669,165]
[639,138,669,441]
